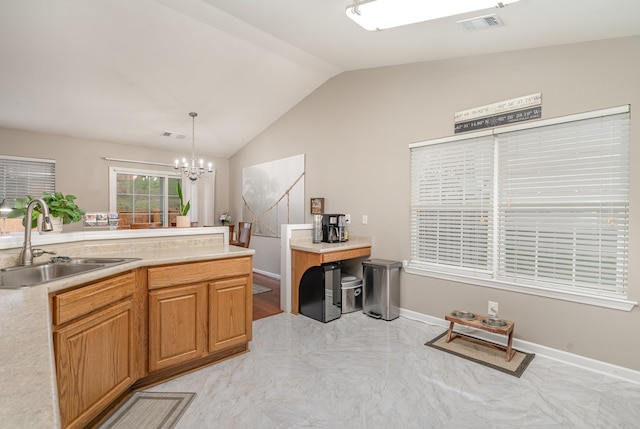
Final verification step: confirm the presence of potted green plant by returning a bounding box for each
[175,182,191,228]
[9,192,85,233]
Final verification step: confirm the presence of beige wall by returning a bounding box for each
[0,128,230,231]
[230,36,640,370]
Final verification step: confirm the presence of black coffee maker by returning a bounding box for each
[321,214,348,243]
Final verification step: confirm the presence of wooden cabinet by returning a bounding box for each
[148,283,207,371]
[147,256,252,373]
[50,255,252,428]
[51,272,138,429]
[209,275,251,352]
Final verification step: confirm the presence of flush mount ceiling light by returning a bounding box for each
[174,112,213,183]
[346,0,520,31]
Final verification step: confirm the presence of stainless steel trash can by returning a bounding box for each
[340,274,362,314]
[362,259,402,321]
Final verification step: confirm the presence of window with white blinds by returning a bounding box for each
[0,156,56,205]
[497,113,629,296]
[409,106,631,308]
[410,133,494,277]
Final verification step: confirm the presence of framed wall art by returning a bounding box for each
[242,154,305,238]
[310,197,324,215]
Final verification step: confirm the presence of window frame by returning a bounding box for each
[108,166,182,228]
[408,105,635,311]
[0,155,56,206]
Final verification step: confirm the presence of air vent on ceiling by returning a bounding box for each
[161,131,186,139]
[457,14,504,31]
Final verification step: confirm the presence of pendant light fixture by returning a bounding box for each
[174,112,213,182]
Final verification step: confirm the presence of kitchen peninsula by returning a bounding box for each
[0,227,254,428]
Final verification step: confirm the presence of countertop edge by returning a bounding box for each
[44,246,254,293]
[289,237,372,254]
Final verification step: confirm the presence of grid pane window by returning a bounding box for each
[111,168,181,228]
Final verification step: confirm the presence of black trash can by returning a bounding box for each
[299,263,341,323]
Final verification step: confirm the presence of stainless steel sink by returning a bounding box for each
[0,257,140,289]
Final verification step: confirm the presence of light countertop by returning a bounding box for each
[289,236,372,253]
[0,240,253,428]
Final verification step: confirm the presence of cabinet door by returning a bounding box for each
[209,276,251,353]
[54,299,137,429]
[148,283,207,372]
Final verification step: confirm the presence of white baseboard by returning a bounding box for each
[252,268,281,281]
[400,308,640,385]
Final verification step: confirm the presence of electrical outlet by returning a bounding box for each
[488,301,499,317]
[362,215,368,225]
[345,214,351,223]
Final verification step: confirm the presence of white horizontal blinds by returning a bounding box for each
[0,156,56,205]
[497,112,629,296]
[411,135,494,275]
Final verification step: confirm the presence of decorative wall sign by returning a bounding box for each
[310,198,324,215]
[454,93,542,133]
[242,154,305,238]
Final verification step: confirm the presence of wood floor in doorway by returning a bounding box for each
[252,271,282,321]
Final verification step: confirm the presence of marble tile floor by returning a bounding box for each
[146,312,640,429]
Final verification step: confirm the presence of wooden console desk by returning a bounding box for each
[291,242,371,315]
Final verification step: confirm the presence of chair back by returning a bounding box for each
[232,222,252,248]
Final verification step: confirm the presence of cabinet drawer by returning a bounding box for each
[148,257,251,289]
[52,272,136,325]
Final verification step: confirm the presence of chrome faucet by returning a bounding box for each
[18,198,55,266]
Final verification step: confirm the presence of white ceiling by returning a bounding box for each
[1,0,639,158]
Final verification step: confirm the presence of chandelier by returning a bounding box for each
[174,112,213,182]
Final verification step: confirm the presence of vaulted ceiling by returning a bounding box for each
[1,0,639,157]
